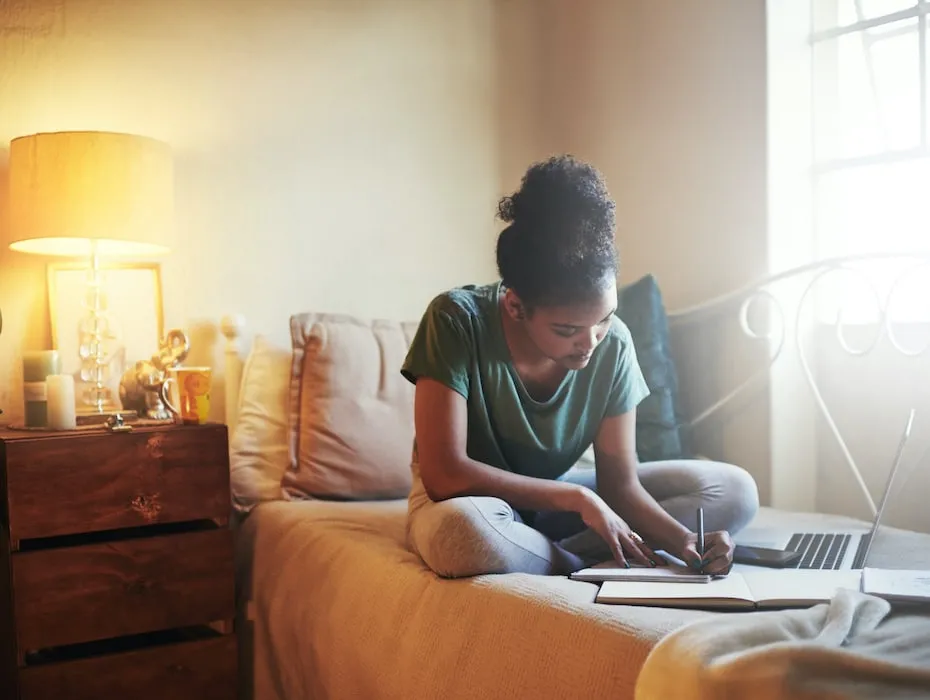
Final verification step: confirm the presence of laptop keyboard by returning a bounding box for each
[785,532,872,570]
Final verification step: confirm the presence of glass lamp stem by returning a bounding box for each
[87,241,106,413]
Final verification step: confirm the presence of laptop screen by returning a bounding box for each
[860,408,915,567]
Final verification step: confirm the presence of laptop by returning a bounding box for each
[735,409,915,571]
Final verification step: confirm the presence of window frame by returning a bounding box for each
[810,0,929,173]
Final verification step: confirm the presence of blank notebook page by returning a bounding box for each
[740,570,862,606]
[597,575,756,604]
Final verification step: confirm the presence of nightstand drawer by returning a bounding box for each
[20,633,237,700]
[13,528,234,651]
[4,425,230,542]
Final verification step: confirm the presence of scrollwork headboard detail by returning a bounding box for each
[666,252,930,517]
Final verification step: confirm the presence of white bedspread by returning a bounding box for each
[236,501,930,700]
[635,588,930,700]
[235,499,709,700]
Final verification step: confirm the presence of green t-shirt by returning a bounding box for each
[400,282,650,481]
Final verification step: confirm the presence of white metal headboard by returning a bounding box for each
[667,252,930,516]
[220,252,930,516]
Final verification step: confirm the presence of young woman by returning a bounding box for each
[401,155,758,578]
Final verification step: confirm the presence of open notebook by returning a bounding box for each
[595,569,862,610]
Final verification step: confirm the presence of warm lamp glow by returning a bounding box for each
[6,131,174,256]
[9,238,168,256]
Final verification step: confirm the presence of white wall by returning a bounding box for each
[0,0,502,422]
[529,0,772,500]
[535,0,769,308]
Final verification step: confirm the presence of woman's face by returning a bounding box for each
[511,282,618,370]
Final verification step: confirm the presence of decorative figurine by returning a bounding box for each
[118,329,190,420]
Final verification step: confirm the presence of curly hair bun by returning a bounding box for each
[495,155,618,307]
[497,155,615,236]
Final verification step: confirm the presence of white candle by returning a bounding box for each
[46,374,77,430]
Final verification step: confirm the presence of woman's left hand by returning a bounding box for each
[676,530,734,575]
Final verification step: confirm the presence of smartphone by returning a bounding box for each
[733,544,802,569]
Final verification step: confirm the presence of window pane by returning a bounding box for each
[846,0,917,23]
[815,157,930,323]
[870,18,923,149]
[814,17,921,160]
[815,157,930,257]
[815,0,918,32]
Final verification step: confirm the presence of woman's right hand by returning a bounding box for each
[576,489,656,567]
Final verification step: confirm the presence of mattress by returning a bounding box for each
[234,500,930,700]
[234,499,714,700]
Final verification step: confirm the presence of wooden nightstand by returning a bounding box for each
[0,423,237,700]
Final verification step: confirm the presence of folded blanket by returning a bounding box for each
[635,589,930,700]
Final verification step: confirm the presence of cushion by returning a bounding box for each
[229,335,292,512]
[617,274,690,462]
[230,277,685,508]
[286,313,419,501]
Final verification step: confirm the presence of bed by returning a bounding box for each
[223,256,930,700]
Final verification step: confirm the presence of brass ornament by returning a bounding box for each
[118,329,190,420]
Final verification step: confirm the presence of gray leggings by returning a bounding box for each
[406,460,759,578]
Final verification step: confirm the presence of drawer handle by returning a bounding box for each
[130,494,163,521]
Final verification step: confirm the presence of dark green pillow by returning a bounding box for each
[617,274,689,462]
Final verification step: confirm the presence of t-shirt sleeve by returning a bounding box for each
[400,296,471,399]
[604,332,651,417]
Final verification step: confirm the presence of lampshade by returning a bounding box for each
[6,131,174,257]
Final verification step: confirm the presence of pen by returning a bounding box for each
[697,507,705,572]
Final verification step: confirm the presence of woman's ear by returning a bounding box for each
[502,288,526,321]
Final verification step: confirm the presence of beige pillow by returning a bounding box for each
[286,313,418,501]
[229,335,293,512]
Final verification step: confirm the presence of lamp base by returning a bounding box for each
[76,408,139,426]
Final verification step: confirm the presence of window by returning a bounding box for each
[811,0,930,323]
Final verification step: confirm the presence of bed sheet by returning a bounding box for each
[234,498,709,700]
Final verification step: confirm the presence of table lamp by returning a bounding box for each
[6,131,174,420]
